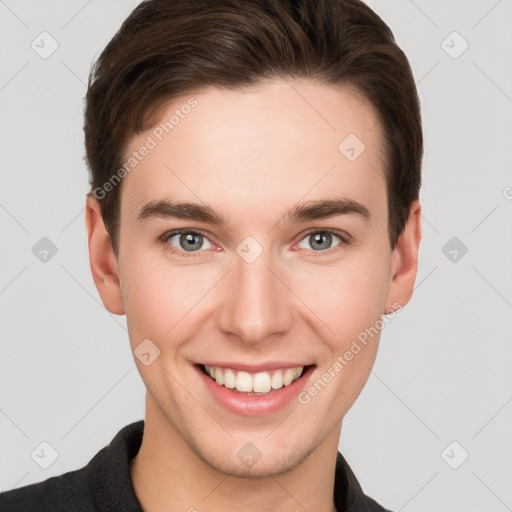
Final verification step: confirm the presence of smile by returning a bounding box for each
[202,364,307,395]
[195,362,315,415]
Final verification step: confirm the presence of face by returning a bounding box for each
[88,78,419,478]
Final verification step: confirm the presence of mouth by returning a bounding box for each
[197,363,315,396]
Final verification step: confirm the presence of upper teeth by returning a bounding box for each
[204,365,304,393]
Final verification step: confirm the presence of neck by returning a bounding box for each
[130,394,340,512]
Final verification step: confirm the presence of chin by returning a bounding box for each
[194,437,314,479]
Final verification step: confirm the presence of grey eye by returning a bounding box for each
[167,232,213,252]
[297,232,342,251]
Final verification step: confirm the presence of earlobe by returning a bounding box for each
[85,193,125,315]
[383,200,422,314]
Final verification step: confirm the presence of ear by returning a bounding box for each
[85,193,125,315]
[383,200,422,314]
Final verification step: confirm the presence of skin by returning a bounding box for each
[85,78,421,512]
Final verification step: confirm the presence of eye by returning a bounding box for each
[296,230,347,252]
[163,230,213,253]
[160,228,350,257]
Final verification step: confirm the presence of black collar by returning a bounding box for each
[86,420,388,512]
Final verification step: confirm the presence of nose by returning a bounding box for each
[216,249,294,344]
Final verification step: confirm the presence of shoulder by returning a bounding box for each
[0,420,144,512]
[0,465,95,512]
[334,450,394,512]
[364,494,394,511]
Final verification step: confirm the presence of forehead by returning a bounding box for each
[120,79,386,223]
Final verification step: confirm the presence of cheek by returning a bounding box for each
[292,253,390,346]
[298,257,390,411]
[120,251,215,348]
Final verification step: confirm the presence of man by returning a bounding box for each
[0,0,422,510]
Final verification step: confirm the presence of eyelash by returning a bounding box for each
[158,228,351,258]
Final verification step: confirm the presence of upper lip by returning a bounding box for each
[198,362,313,372]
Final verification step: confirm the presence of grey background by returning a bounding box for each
[1,1,511,510]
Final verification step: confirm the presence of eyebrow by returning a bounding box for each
[137,197,370,226]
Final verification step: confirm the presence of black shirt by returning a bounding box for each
[0,420,391,511]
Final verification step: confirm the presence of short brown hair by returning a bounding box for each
[84,0,422,256]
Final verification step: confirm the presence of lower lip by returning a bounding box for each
[195,364,314,416]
